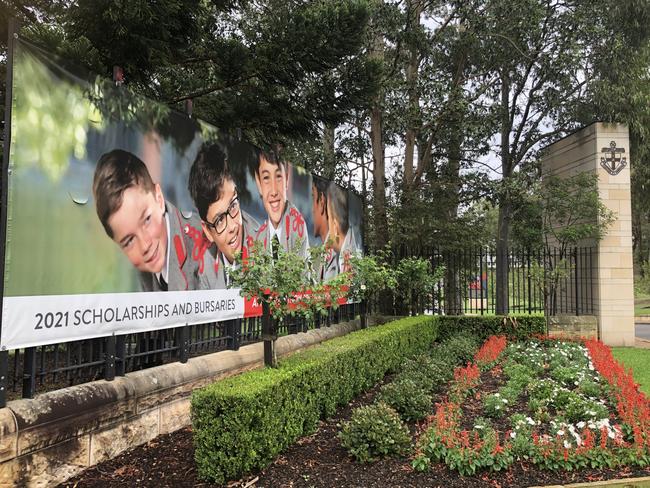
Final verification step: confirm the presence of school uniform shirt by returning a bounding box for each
[321,233,339,282]
[337,228,359,275]
[255,200,309,261]
[200,210,260,289]
[139,201,213,292]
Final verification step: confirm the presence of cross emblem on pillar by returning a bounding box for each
[600,140,627,176]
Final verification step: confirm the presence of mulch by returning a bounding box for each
[61,371,650,488]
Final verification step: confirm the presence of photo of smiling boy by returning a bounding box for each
[93,149,209,292]
[326,183,359,276]
[311,176,337,281]
[188,144,260,288]
[253,149,309,260]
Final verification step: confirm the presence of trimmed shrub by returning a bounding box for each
[400,354,452,393]
[435,332,479,364]
[378,377,432,421]
[339,402,411,462]
[437,315,545,342]
[191,316,438,483]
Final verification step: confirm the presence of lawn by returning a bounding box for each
[611,347,650,396]
[634,291,650,316]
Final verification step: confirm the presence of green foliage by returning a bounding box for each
[347,253,396,302]
[191,315,438,484]
[339,402,411,463]
[229,241,349,321]
[437,315,546,342]
[400,354,452,393]
[483,393,509,418]
[378,378,432,422]
[394,257,444,315]
[435,332,479,365]
[636,261,650,295]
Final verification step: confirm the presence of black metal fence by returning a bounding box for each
[0,246,597,407]
[394,246,596,317]
[0,302,361,406]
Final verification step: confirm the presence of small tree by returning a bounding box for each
[529,173,615,332]
[394,257,444,316]
[230,241,348,367]
[347,253,397,303]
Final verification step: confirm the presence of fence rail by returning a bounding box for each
[396,246,597,317]
[0,246,597,406]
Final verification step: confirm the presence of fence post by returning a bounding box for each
[0,350,7,407]
[261,297,276,367]
[104,335,116,381]
[361,299,367,328]
[574,247,581,316]
[22,347,36,399]
[115,335,126,376]
[227,319,240,351]
[177,324,190,363]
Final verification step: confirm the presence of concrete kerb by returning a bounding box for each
[531,476,650,487]
[0,316,368,487]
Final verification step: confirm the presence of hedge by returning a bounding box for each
[437,314,545,341]
[191,315,438,483]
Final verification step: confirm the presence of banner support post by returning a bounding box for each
[115,335,126,376]
[0,17,18,359]
[178,324,189,363]
[0,350,7,407]
[261,296,276,367]
[104,335,116,381]
[22,347,36,399]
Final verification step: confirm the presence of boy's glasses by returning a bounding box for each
[206,197,240,234]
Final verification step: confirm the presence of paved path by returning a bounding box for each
[636,322,650,340]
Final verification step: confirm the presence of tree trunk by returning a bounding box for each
[496,69,512,315]
[496,202,511,314]
[322,123,336,180]
[370,31,388,252]
[402,1,422,190]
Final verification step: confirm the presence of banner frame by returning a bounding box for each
[0,18,18,350]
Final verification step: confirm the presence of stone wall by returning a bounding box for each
[0,319,362,488]
[547,315,599,340]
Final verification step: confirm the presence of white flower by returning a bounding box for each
[474,425,484,430]
[557,430,565,436]
[360,284,367,291]
[563,440,571,449]
[510,431,517,438]
[576,421,586,429]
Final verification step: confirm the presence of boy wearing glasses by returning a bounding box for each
[253,148,309,260]
[93,149,210,292]
[188,144,260,288]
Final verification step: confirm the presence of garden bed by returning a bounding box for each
[61,333,650,487]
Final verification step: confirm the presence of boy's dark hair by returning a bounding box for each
[93,149,156,238]
[327,183,349,235]
[312,175,329,218]
[188,144,234,221]
[255,147,285,174]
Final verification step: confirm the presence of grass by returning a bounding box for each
[611,347,650,396]
[634,291,650,316]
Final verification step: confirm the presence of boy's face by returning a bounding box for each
[202,178,242,264]
[326,200,343,253]
[108,184,168,274]
[255,155,287,229]
[311,184,327,240]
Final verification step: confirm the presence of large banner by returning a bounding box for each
[1,38,363,350]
